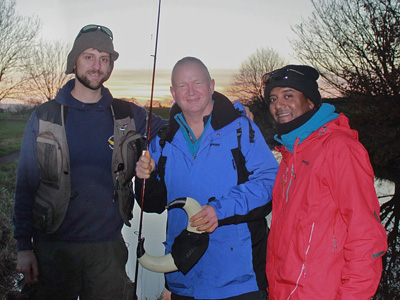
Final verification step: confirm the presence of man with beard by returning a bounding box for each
[13,24,166,299]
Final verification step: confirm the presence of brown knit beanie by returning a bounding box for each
[65,25,119,79]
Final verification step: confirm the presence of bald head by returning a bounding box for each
[171,57,211,87]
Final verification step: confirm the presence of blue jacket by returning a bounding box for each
[13,79,166,251]
[136,92,278,299]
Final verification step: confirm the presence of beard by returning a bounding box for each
[76,70,108,90]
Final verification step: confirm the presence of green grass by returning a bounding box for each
[0,112,25,297]
[0,162,19,298]
[0,120,27,157]
[151,107,170,119]
[0,111,31,121]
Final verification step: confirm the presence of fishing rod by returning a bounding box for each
[133,0,162,298]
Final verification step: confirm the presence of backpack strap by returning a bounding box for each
[247,118,255,143]
[157,125,170,180]
[111,98,134,120]
[232,117,254,185]
[36,100,68,125]
[37,98,134,124]
[157,117,254,186]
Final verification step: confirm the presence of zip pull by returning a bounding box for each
[114,175,120,190]
[113,163,125,202]
[113,175,120,203]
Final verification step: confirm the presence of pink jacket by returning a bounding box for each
[266,114,387,299]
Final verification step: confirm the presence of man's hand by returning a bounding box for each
[190,205,218,233]
[17,250,39,284]
[243,105,254,121]
[162,288,171,300]
[135,151,155,179]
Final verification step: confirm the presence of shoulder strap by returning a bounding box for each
[157,125,170,180]
[37,99,133,123]
[233,117,254,184]
[158,124,170,149]
[246,117,255,144]
[36,100,68,125]
[111,98,134,119]
[156,119,254,185]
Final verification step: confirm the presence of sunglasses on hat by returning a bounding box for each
[76,24,113,40]
[261,68,305,90]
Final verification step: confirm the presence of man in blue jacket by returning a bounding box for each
[13,24,166,299]
[135,57,278,300]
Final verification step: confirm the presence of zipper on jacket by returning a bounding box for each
[287,222,315,299]
[285,138,300,203]
[285,165,294,203]
[332,209,338,255]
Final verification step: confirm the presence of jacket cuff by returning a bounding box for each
[17,237,33,251]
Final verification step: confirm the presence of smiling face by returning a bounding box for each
[75,48,112,90]
[170,61,215,120]
[269,87,315,124]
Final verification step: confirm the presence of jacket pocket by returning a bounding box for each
[36,132,63,184]
[116,130,142,222]
[296,221,316,262]
[205,225,253,288]
[32,192,55,232]
[278,221,316,281]
[119,130,141,184]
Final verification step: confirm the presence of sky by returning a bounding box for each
[15,0,315,72]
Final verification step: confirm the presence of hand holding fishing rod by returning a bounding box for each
[135,152,218,233]
[135,151,155,179]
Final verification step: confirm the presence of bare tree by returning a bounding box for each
[291,0,400,98]
[228,47,287,147]
[0,0,41,101]
[291,0,400,297]
[23,39,73,102]
[229,47,288,103]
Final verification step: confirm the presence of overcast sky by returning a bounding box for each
[16,0,315,71]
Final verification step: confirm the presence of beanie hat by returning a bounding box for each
[66,25,119,79]
[263,65,321,108]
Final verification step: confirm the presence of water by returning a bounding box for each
[375,178,395,205]
[106,69,235,106]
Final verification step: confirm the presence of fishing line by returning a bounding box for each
[133,0,162,298]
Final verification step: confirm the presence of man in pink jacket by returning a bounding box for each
[263,65,387,299]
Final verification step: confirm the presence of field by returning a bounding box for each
[150,107,170,119]
[0,120,27,157]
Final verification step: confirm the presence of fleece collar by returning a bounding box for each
[275,103,339,153]
[164,91,240,143]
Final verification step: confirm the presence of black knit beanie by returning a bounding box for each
[65,25,119,80]
[263,65,321,108]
